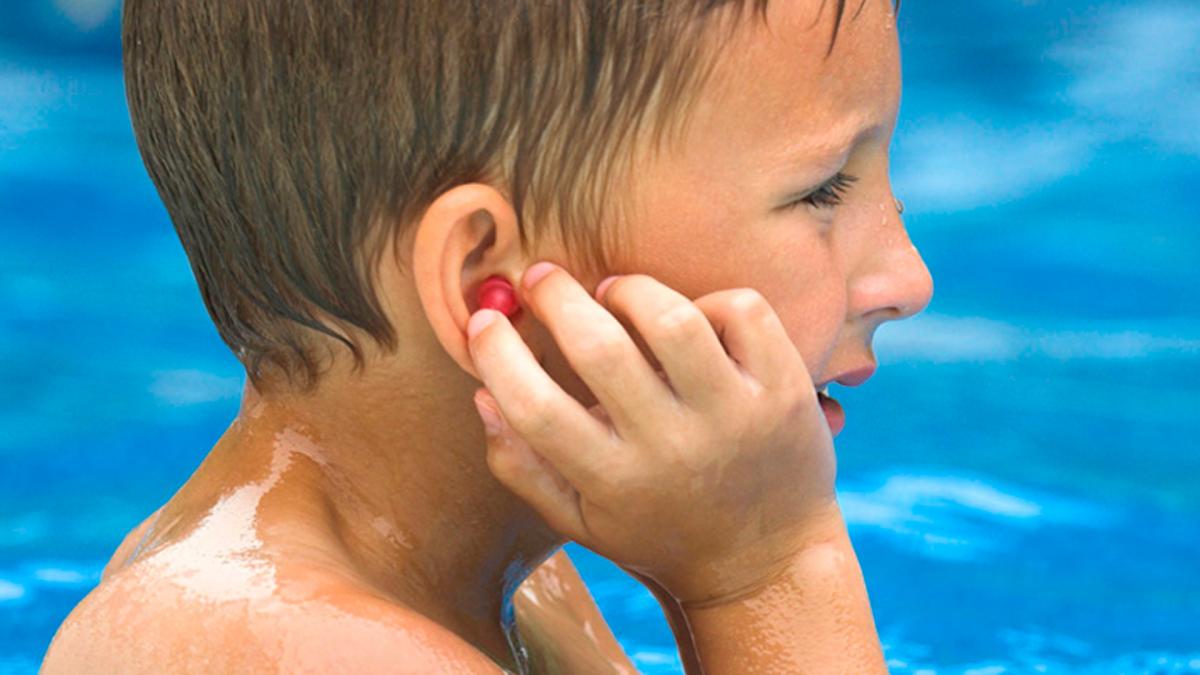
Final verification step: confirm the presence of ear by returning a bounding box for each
[411,183,530,381]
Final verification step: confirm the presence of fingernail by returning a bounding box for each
[595,275,619,302]
[474,391,505,435]
[468,309,500,340]
[523,261,557,290]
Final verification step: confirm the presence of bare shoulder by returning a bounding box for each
[98,506,163,579]
[42,555,504,674]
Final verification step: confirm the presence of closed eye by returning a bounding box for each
[784,172,858,210]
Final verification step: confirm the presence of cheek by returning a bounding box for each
[621,194,750,296]
[769,276,847,376]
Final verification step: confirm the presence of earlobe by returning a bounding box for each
[410,183,526,381]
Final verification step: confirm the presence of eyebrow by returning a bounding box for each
[780,118,884,185]
[762,117,887,210]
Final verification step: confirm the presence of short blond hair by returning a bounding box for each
[123,0,882,388]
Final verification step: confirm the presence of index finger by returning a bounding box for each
[517,263,679,439]
[467,308,619,485]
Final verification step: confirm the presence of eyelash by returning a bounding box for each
[786,172,859,210]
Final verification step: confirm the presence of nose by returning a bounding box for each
[848,213,934,326]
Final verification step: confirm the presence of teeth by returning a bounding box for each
[816,383,830,397]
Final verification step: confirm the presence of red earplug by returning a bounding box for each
[477,274,522,320]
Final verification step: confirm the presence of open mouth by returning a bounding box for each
[815,384,846,437]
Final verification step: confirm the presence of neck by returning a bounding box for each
[225,367,560,663]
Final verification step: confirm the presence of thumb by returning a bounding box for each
[472,388,587,540]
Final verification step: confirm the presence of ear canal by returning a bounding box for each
[477,275,522,320]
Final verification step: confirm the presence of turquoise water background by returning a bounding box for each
[2,1,1198,673]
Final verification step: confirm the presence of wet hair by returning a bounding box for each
[122,0,885,389]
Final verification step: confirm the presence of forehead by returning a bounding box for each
[681,0,901,171]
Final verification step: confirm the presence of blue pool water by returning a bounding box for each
[2,1,1198,673]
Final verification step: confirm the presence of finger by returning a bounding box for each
[518,263,676,437]
[691,288,810,393]
[477,389,588,541]
[468,309,616,485]
[597,274,743,410]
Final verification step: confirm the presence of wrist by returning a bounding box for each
[671,502,850,609]
[679,526,887,673]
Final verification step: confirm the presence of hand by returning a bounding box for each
[467,262,843,606]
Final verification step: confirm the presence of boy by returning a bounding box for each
[44,0,931,671]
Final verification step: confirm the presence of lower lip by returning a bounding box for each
[817,390,845,437]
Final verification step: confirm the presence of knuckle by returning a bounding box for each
[730,288,772,321]
[508,391,560,439]
[570,328,627,367]
[606,461,656,500]
[657,422,693,457]
[591,466,630,502]
[738,373,770,404]
[782,384,819,423]
[651,303,707,343]
[738,378,790,429]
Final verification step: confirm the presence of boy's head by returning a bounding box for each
[123,0,930,397]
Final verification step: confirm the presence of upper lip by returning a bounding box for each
[816,364,877,389]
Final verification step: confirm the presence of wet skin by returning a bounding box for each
[42,0,931,671]
[43,391,633,673]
